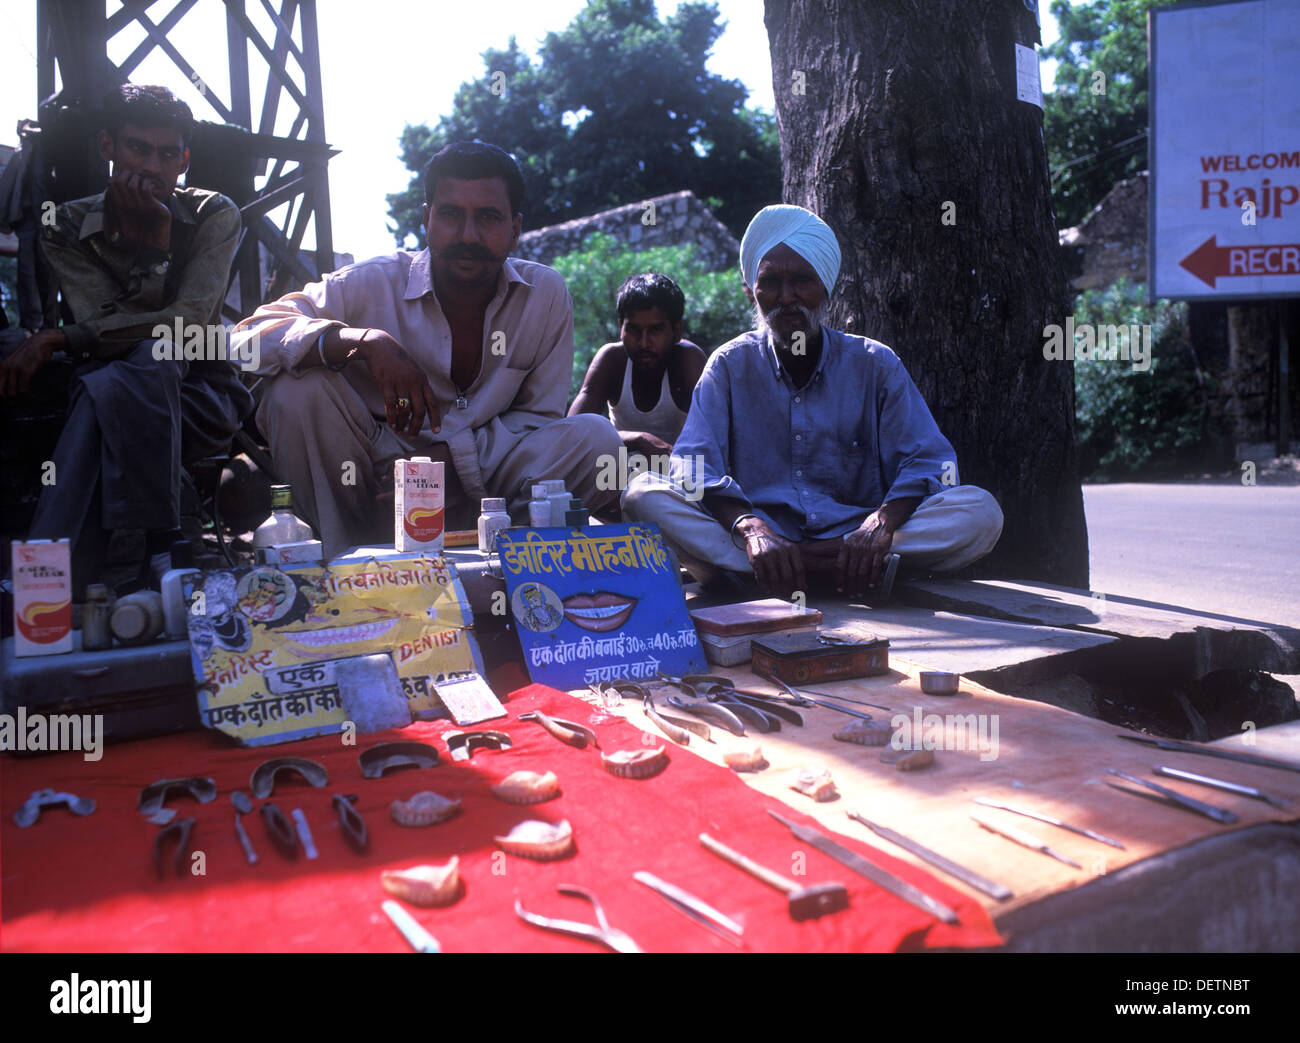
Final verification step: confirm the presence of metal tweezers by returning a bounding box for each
[1104,769,1238,824]
[763,676,882,720]
[515,887,643,953]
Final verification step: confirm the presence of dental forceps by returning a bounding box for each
[514,886,644,953]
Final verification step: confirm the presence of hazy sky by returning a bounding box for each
[1,1,1060,261]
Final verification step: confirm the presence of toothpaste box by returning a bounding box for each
[395,456,444,552]
[12,538,73,656]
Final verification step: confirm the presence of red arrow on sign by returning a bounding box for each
[1180,235,1300,288]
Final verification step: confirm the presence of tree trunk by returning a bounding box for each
[764,0,1088,586]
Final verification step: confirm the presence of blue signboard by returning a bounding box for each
[497,523,705,689]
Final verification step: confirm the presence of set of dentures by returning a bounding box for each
[372,698,683,919]
[127,730,594,906]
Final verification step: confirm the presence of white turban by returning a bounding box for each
[739,204,841,294]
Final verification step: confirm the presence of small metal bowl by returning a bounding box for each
[919,671,961,695]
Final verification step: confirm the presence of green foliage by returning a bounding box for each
[1072,279,1209,478]
[386,0,780,246]
[1044,0,1174,227]
[549,231,750,398]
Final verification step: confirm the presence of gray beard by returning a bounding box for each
[754,300,829,351]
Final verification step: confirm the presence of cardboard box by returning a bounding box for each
[395,457,444,552]
[690,597,822,637]
[11,539,72,656]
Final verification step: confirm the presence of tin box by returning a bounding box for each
[750,629,890,685]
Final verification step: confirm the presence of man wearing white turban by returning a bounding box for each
[622,204,1004,599]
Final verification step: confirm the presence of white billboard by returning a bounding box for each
[1149,0,1300,300]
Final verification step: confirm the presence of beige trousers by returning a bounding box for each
[257,368,622,558]
[622,473,1004,582]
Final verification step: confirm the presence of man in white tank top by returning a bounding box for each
[569,273,706,458]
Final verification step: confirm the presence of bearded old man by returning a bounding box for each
[622,204,1003,599]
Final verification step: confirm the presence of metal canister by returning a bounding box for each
[750,630,890,685]
[81,583,115,651]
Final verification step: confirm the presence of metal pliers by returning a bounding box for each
[642,693,713,745]
[663,673,798,731]
[589,681,649,706]
[515,886,643,953]
[653,674,747,735]
[518,709,600,749]
[670,671,800,717]
[707,674,882,721]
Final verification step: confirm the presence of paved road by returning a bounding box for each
[1083,483,1300,630]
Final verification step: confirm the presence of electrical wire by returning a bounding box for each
[1051,132,1146,186]
[1051,131,1147,179]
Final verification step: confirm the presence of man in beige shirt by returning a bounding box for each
[232,142,621,557]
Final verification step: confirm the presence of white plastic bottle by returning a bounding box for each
[528,483,551,528]
[477,497,511,554]
[253,485,314,561]
[161,539,200,639]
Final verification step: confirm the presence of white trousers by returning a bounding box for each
[622,473,1004,582]
[257,368,622,558]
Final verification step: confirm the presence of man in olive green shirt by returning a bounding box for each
[0,84,251,591]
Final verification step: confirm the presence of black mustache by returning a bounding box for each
[440,244,497,262]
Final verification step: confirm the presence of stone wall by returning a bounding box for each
[514,190,739,270]
[1058,172,1148,294]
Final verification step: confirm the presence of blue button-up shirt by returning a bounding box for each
[671,328,956,541]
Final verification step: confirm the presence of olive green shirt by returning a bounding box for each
[41,185,240,359]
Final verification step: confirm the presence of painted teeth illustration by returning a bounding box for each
[561,592,637,632]
[280,616,399,651]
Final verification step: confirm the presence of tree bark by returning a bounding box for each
[764,0,1088,585]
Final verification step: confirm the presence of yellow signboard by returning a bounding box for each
[187,556,479,745]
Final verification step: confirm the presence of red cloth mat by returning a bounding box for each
[1,683,1002,952]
